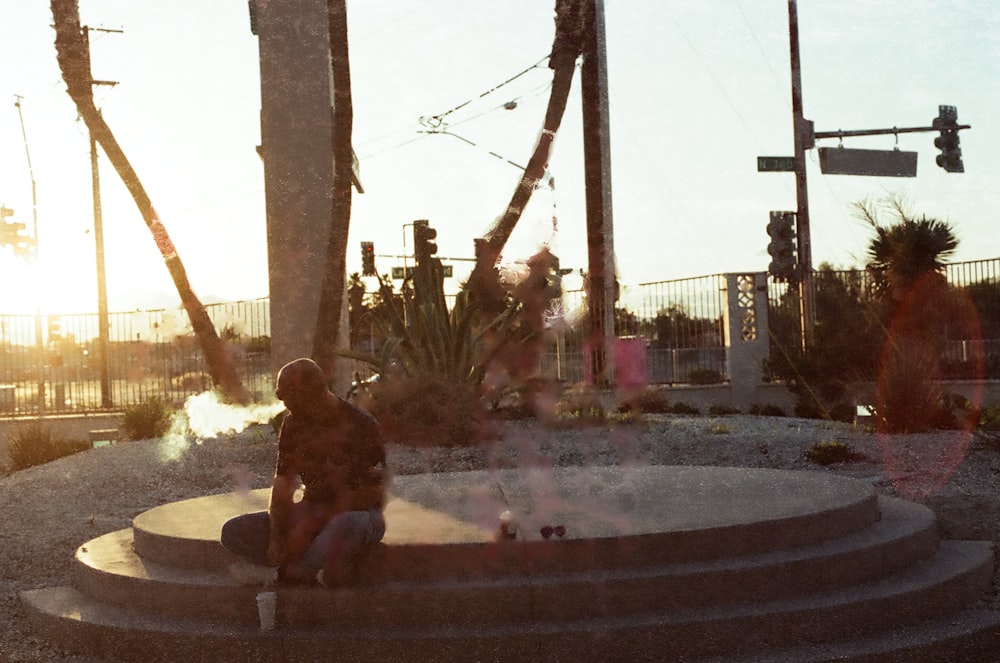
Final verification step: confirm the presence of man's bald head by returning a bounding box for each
[275,358,330,411]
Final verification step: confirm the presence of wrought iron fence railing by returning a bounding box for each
[1,258,996,415]
[0,300,274,416]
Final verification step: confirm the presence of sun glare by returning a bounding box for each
[0,250,44,315]
[0,249,99,316]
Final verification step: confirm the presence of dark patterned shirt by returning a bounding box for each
[275,396,386,508]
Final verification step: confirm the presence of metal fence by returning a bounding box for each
[633,274,728,383]
[537,274,729,385]
[765,257,1000,379]
[2,258,997,415]
[0,299,273,415]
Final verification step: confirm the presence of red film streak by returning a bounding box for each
[876,273,984,499]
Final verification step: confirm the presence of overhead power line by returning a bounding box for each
[418,56,549,130]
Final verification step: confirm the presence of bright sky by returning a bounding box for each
[0,1,997,315]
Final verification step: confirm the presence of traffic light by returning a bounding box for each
[767,211,797,281]
[0,219,32,258]
[47,316,61,341]
[530,251,563,301]
[933,105,964,173]
[413,219,437,267]
[360,241,375,276]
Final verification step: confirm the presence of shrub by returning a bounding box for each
[667,402,700,415]
[618,388,671,414]
[708,404,741,415]
[370,372,486,447]
[980,404,1000,433]
[687,368,724,385]
[500,401,537,420]
[7,422,90,472]
[805,440,860,466]
[120,398,171,441]
[557,390,607,422]
[749,403,786,417]
[935,392,980,431]
[979,405,1000,449]
[875,344,943,433]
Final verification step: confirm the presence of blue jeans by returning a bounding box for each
[221,508,385,577]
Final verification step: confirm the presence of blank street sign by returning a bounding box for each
[818,147,917,177]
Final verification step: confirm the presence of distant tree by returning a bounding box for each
[967,281,1000,332]
[651,304,721,349]
[855,196,958,302]
[614,307,639,337]
[854,196,979,432]
[767,264,884,421]
[347,273,369,351]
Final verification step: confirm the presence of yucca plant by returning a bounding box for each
[340,250,557,446]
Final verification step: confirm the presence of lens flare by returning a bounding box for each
[876,273,984,500]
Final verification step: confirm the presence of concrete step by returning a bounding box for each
[21,466,999,662]
[698,609,1000,663]
[71,497,939,626]
[22,540,994,662]
[131,466,882,574]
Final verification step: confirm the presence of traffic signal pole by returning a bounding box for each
[784,2,970,350]
[788,0,815,349]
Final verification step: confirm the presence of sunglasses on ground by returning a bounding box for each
[540,525,566,539]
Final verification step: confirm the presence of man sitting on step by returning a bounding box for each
[222,357,388,587]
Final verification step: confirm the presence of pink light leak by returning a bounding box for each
[876,273,985,500]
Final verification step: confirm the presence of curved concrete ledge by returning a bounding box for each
[132,466,879,576]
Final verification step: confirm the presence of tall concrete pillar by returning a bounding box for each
[252,0,339,380]
[723,273,771,408]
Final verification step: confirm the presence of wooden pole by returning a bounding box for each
[788,0,815,348]
[581,0,616,387]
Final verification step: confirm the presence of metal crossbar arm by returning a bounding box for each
[814,124,971,140]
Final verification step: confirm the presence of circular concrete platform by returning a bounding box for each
[132,465,879,576]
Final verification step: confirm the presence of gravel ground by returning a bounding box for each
[1,414,998,662]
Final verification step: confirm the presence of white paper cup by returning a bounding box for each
[256,591,277,631]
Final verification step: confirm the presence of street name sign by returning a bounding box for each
[391,265,452,279]
[757,156,796,172]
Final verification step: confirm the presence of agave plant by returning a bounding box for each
[342,263,515,382]
[339,251,557,446]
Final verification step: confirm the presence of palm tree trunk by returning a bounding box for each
[51,0,250,404]
[311,0,354,386]
[467,0,586,307]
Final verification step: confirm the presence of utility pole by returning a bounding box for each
[787,0,816,348]
[83,25,121,408]
[581,0,617,388]
[13,96,38,253]
[13,95,45,413]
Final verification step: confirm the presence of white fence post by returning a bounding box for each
[723,273,770,408]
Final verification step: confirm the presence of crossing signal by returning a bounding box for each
[767,211,797,281]
[932,105,964,173]
[360,241,375,276]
